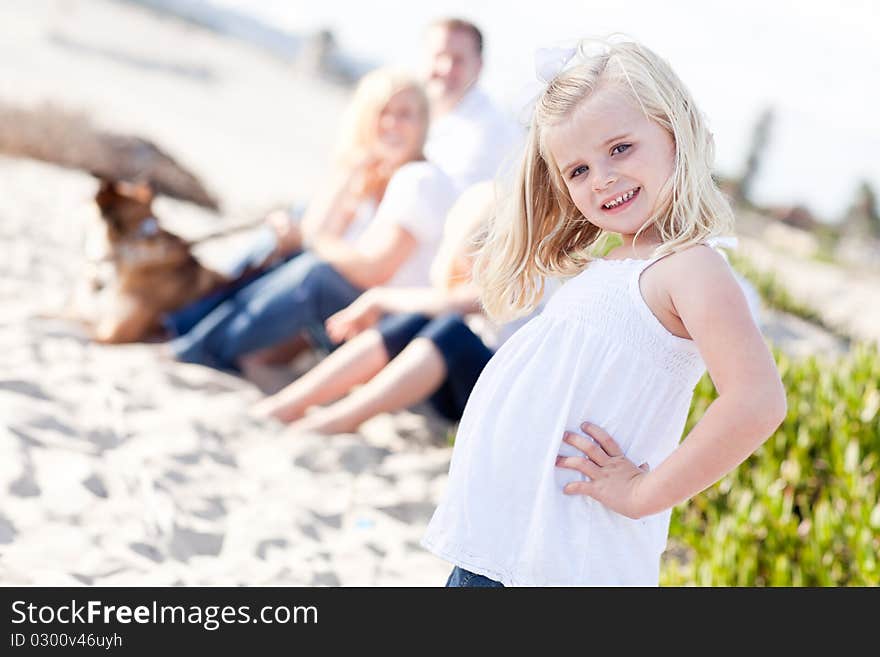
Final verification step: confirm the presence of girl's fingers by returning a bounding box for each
[563,431,610,465]
[581,422,623,457]
[555,455,600,479]
[562,481,594,496]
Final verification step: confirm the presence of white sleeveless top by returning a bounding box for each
[421,251,713,586]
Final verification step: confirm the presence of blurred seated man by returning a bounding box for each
[420,17,522,194]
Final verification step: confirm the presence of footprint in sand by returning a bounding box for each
[168,524,224,562]
[85,428,120,451]
[206,451,236,467]
[377,501,437,524]
[9,464,40,498]
[9,426,41,449]
[0,515,17,544]
[172,452,201,466]
[27,414,77,437]
[338,444,392,475]
[129,542,165,563]
[310,571,341,586]
[0,379,50,401]
[311,511,342,529]
[365,542,386,557]
[164,371,240,394]
[82,473,108,498]
[193,421,224,443]
[255,538,288,560]
[191,496,226,521]
[298,523,320,542]
[293,442,390,475]
[161,469,189,485]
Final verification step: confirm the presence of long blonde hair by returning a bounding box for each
[333,67,430,166]
[476,37,734,320]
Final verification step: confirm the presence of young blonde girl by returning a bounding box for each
[421,37,786,587]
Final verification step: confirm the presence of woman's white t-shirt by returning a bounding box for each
[357,161,457,288]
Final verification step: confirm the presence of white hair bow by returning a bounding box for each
[534,46,578,84]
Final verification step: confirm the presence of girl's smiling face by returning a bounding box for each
[546,85,676,244]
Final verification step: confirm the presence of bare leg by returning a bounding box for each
[288,337,446,435]
[251,330,390,422]
[240,334,317,395]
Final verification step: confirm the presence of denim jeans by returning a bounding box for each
[169,249,363,372]
[445,566,504,587]
[377,313,496,421]
[163,226,292,338]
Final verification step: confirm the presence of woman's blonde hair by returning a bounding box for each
[476,37,734,320]
[333,67,430,165]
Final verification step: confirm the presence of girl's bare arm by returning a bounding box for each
[634,246,786,515]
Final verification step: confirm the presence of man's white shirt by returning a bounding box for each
[424,87,523,194]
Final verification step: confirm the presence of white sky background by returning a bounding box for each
[214,0,878,221]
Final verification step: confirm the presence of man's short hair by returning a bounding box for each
[429,18,483,56]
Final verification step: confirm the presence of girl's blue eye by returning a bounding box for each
[570,165,588,179]
[611,143,631,155]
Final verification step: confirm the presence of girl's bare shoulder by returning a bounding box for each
[652,243,743,311]
[653,243,732,280]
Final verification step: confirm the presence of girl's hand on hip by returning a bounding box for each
[555,422,650,519]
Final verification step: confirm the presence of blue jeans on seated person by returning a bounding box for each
[163,226,297,338]
[169,250,363,372]
[445,566,504,587]
[377,313,495,421]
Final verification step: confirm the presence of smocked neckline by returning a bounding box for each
[593,258,650,262]
[592,256,654,264]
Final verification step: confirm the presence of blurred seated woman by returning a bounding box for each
[251,182,545,434]
[168,68,456,372]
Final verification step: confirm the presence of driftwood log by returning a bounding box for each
[0,101,219,210]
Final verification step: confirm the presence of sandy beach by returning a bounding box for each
[0,0,871,587]
[1,0,455,586]
[0,150,455,586]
